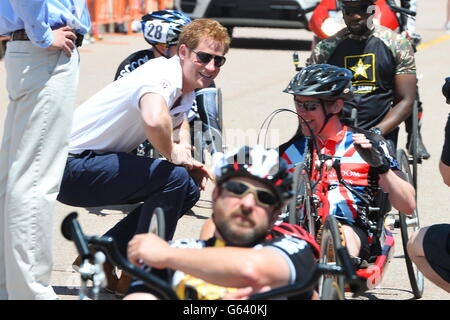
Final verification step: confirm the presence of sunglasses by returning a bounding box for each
[191,49,226,67]
[222,180,278,208]
[294,100,324,111]
[342,4,372,16]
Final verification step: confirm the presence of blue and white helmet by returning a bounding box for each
[212,145,293,207]
[141,9,191,46]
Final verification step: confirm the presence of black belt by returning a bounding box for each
[68,150,92,158]
[10,28,84,47]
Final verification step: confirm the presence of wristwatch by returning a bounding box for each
[370,127,382,136]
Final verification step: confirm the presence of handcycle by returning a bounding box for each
[257,99,423,298]
[282,116,424,299]
[61,210,367,300]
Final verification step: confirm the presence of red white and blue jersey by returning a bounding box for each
[280,135,308,172]
[280,126,399,224]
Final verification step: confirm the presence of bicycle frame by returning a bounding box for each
[291,127,397,292]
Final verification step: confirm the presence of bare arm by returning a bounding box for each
[439,161,450,187]
[127,233,291,290]
[173,116,191,145]
[439,113,450,186]
[376,73,416,135]
[139,93,192,166]
[378,170,416,215]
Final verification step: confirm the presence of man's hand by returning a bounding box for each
[189,160,214,190]
[127,233,171,269]
[48,26,77,57]
[171,143,194,169]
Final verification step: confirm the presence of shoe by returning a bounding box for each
[407,132,430,160]
[114,273,132,298]
[72,253,119,293]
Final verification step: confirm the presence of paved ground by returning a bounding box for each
[1,0,450,301]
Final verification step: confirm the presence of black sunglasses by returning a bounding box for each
[342,4,372,16]
[222,180,278,207]
[294,99,325,111]
[191,49,226,67]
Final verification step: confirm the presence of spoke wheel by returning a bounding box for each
[317,215,346,300]
[288,163,316,235]
[397,149,424,299]
[148,207,166,239]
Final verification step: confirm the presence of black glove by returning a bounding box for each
[350,127,392,175]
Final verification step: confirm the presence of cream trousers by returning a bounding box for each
[0,41,79,299]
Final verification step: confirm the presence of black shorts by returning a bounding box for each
[423,224,450,283]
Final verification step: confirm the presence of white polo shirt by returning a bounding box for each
[68,55,194,154]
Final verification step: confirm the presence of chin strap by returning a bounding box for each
[153,45,170,59]
[317,100,338,134]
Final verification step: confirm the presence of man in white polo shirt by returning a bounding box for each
[57,18,230,294]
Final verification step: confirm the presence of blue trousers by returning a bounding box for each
[57,151,200,257]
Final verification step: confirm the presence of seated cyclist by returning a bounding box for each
[115,9,223,159]
[124,145,320,300]
[280,64,416,264]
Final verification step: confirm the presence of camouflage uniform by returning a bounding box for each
[308,25,415,74]
[307,25,416,145]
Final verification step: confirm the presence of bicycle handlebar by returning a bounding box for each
[61,212,179,300]
[387,2,416,17]
[61,212,91,260]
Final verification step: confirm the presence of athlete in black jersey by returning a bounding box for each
[308,0,428,157]
[124,145,320,300]
[114,49,155,80]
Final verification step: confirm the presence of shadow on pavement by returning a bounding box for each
[54,285,120,300]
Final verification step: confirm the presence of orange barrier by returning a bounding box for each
[87,0,171,39]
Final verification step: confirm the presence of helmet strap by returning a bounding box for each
[154,45,170,59]
[317,100,337,134]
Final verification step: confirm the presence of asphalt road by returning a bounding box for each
[0,0,450,301]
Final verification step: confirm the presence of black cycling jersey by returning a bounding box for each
[114,49,155,80]
[128,235,317,300]
[441,113,450,166]
[309,26,416,132]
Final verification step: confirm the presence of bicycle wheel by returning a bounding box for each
[148,207,166,239]
[288,163,315,235]
[317,215,346,300]
[396,149,424,299]
[411,99,419,189]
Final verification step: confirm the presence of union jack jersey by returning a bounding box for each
[280,126,400,224]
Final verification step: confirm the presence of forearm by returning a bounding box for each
[164,247,290,289]
[146,122,174,160]
[376,98,413,134]
[173,117,191,145]
[378,170,416,214]
[440,114,450,186]
[439,161,450,187]
[140,93,174,160]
